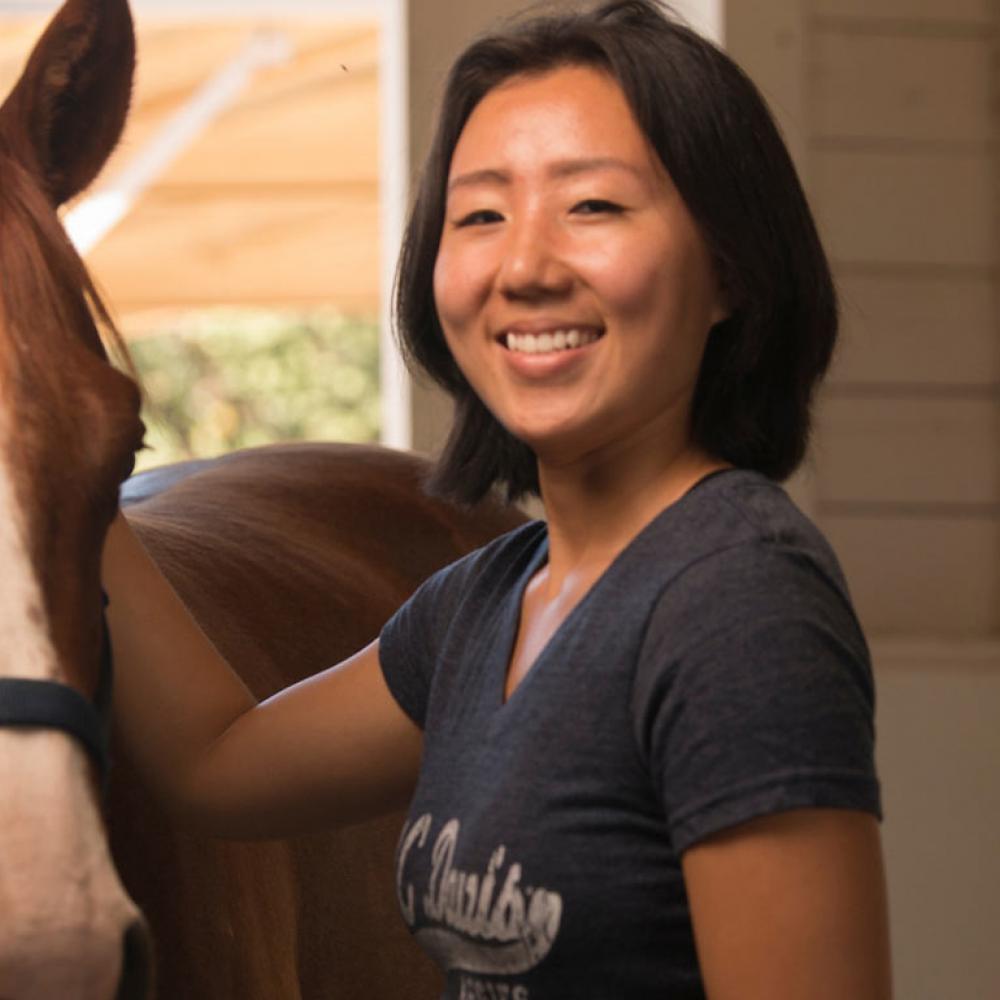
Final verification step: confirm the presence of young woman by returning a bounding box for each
[103,2,891,996]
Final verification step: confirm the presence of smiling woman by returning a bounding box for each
[383,1,890,997]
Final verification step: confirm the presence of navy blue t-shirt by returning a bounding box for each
[380,469,881,999]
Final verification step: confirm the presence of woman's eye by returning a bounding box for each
[455,209,504,227]
[571,199,624,215]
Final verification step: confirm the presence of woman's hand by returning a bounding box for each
[682,808,892,999]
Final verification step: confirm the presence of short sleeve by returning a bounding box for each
[378,521,545,729]
[632,542,881,855]
[379,562,459,729]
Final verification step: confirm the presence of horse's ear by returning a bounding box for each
[0,0,135,206]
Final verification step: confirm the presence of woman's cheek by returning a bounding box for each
[433,243,488,334]
[432,248,457,329]
[571,234,659,309]
[433,254,479,391]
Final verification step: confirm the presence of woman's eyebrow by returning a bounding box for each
[447,168,510,193]
[447,157,644,193]
[548,156,645,180]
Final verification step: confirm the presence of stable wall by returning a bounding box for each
[723,2,1000,994]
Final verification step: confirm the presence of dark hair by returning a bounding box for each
[395,0,837,503]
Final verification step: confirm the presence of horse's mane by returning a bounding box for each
[0,151,135,381]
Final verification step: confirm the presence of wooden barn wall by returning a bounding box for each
[808,1,1000,640]
[729,1,1000,996]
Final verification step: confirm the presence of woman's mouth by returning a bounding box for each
[501,328,604,354]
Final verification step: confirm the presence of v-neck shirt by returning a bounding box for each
[380,468,880,998]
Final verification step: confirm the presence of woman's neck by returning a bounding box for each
[535,426,729,592]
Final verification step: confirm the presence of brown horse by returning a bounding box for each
[0,1,523,997]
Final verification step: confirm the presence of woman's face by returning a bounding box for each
[433,65,727,467]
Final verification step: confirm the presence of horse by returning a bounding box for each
[0,1,524,997]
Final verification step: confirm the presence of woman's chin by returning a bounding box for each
[506,421,604,470]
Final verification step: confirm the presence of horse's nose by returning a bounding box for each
[115,917,153,1000]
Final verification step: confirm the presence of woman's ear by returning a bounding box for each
[708,264,736,329]
[0,0,135,207]
[709,299,730,329]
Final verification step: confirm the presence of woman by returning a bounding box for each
[104,1,891,996]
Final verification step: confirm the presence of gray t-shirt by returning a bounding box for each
[380,469,881,999]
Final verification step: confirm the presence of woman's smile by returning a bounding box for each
[494,318,606,385]
[500,325,604,356]
[433,64,727,462]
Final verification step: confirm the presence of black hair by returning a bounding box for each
[394,0,837,503]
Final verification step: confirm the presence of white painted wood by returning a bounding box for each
[378,0,410,449]
[816,397,1000,505]
[809,0,995,23]
[809,30,993,144]
[0,1,397,17]
[725,0,808,170]
[811,149,996,267]
[831,273,998,387]
[872,636,1000,668]
[822,515,999,636]
[669,0,725,43]
[737,4,1000,999]
[874,660,1000,1000]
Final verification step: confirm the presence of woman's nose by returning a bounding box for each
[497,214,573,300]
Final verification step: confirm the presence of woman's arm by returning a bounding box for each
[682,808,892,999]
[103,512,422,837]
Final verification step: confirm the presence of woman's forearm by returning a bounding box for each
[102,511,257,814]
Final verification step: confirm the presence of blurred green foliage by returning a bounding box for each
[129,308,380,472]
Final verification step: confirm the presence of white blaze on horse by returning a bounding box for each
[0,1,522,998]
[0,426,146,1000]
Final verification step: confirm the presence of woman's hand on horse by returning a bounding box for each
[102,512,422,837]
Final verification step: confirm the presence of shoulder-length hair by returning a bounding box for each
[395,0,837,504]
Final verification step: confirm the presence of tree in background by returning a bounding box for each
[130,309,380,471]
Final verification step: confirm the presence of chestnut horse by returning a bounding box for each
[0,1,523,997]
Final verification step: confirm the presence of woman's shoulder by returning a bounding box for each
[615,468,866,668]
[633,469,867,667]
[641,468,850,598]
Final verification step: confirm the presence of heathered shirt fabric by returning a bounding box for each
[379,468,881,1000]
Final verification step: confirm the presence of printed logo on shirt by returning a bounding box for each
[459,974,529,1000]
[397,813,563,978]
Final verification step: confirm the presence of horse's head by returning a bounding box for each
[0,0,150,996]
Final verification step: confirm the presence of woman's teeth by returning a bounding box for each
[504,329,601,354]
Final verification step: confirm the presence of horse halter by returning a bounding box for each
[0,594,114,788]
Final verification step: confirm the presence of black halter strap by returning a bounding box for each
[0,593,114,788]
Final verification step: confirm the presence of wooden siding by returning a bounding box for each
[805,2,1000,637]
